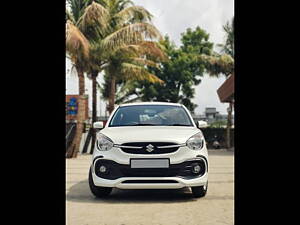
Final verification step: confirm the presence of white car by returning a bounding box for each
[89,102,209,198]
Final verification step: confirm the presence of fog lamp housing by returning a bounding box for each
[191,164,201,174]
[99,165,107,173]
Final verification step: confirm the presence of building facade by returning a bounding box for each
[192,107,230,126]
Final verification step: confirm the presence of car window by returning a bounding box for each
[109,105,193,127]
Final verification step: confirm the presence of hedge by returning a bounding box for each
[201,128,234,149]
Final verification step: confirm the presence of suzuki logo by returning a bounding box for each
[146,144,154,152]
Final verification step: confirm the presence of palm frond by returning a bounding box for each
[128,57,159,68]
[67,0,90,23]
[115,79,139,104]
[200,54,234,77]
[66,10,75,23]
[66,20,90,60]
[121,63,163,84]
[78,1,110,38]
[115,44,141,55]
[117,0,134,10]
[102,23,162,53]
[115,41,166,62]
[113,5,152,23]
[136,41,167,61]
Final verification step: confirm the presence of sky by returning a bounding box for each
[132,0,234,114]
[66,0,234,116]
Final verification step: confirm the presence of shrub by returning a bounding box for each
[201,127,234,149]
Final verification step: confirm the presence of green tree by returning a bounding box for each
[115,27,215,113]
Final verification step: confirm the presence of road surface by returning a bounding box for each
[66,150,234,225]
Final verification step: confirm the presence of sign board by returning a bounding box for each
[217,74,234,103]
[67,97,78,115]
[66,95,89,121]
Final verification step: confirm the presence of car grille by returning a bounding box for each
[119,142,181,154]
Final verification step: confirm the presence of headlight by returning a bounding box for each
[186,132,204,150]
[96,133,114,151]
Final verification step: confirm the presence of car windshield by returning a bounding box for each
[109,105,193,127]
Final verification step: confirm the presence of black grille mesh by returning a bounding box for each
[120,142,179,154]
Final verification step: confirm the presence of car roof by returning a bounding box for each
[119,102,182,107]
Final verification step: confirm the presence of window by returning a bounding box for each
[109,105,193,127]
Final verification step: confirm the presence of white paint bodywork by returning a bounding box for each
[91,102,209,189]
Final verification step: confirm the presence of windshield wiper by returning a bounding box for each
[130,123,159,126]
[121,123,191,126]
[166,124,191,126]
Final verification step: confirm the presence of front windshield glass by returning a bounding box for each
[109,105,193,127]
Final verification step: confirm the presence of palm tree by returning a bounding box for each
[200,52,234,150]
[104,41,166,113]
[218,17,234,58]
[67,0,164,154]
[99,42,167,108]
[66,0,91,158]
[201,53,234,77]
[78,0,163,115]
[67,0,108,156]
[75,0,163,153]
[215,17,234,149]
[66,21,90,95]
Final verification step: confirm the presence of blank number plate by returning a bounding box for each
[130,159,169,168]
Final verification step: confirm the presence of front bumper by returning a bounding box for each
[92,173,208,189]
[91,145,208,189]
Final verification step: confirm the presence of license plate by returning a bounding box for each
[130,159,169,168]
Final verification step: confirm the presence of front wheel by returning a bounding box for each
[191,182,208,198]
[88,168,112,198]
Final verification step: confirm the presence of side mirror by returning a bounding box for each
[197,120,208,128]
[93,121,104,129]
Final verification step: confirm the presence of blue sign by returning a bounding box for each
[67,97,78,115]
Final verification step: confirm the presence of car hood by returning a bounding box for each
[100,126,201,144]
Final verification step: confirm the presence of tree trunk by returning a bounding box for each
[108,75,116,115]
[77,67,85,96]
[226,101,233,149]
[66,67,86,158]
[90,71,98,154]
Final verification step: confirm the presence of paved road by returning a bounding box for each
[66,150,234,225]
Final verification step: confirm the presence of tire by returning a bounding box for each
[88,168,112,198]
[191,182,208,198]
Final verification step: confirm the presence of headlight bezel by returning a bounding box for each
[96,133,114,151]
[186,132,205,150]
